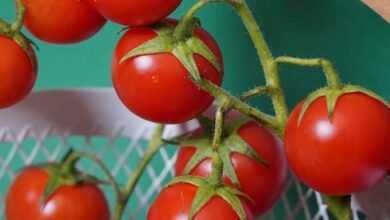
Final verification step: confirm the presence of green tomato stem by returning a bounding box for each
[212,106,225,149]
[323,195,353,220]
[0,0,26,37]
[60,149,80,174]
[233,3,350,219]
[240,86,274,100]
[207,152,224,186]
[233,1,289,129]
[178,1,351,219]
[196,78,279,132]
[209,105,227,187]
[174,0,207,40]
[0,18,10,29]
[60,150,123,210]
[174,0,281,132]
[0,17,11,36]
[11,0,26,34]
[112,125,165,220]
[275,56,343,89]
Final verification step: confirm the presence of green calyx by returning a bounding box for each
[119,20,222,82]
[323,195,352,220]
[12,33,37,66]
[0,31,36,65]
[167,176,252,220]
[0,1,36,64]
[36,156,106,205]
[181,116,268,187]
[298,84,390,124]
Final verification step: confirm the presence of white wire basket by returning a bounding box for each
[0,88,388,220]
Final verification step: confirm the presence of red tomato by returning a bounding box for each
[6,167,110,220]
[285,93,390,195]
[175,121,288,216]
[0,35,36,108]
[112,24,223,124]
[147,183,254,220]
[22,0,106,44]
[88,0,182,26]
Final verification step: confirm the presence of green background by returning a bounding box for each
[1,0,390,111]
[0,1,388,219]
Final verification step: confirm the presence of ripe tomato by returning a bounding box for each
[6,166,110,220]
[22,0,106,44]
[112,24,223,124]
[0,35,36,108]
[285,93,390,195]
[175,121,288,216]
[88,0,182,26]
[147,183,253,220]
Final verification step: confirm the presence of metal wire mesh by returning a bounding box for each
[0,89,368,220]
[0,125,365,220]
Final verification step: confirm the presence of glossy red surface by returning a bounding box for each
[147,183,254,220]
[175,121,288,216]
[88,0,182,26]
[0,36,36,108]
[22,0,106,44]
[285,93,390,194]
[112,24,223,124]
[6,167,110,220]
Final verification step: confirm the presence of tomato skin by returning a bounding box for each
[88,0,181,26]
[22,0,106,44]
[0,36,36,108]
[285,93,390,195]
[147,183,254,220]
[175,121,288,216]
[5,167,110,220]
[112,25,223,124]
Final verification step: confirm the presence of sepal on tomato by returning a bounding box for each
[0,21,37,66]
[298,84,390,124]
[11,33,36,64]
[0,32,36,68]
[35,162,107,204]
[183,142,213,175]
[166,175,251,220]
[119,20,222,82]
[215,186,252,220]
[188,183,215,219]
[180,116,268,186]
[323,195,353,220]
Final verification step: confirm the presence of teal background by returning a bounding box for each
[0,1,388,219]
[1,0,390,111]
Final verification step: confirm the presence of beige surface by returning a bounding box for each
[363,0,390,22]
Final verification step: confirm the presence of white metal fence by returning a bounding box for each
[0,89,384,219]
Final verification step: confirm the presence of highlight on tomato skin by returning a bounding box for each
[175,119,288,216]
[147,183,254,220]
[87,0,182,27]
[112,22,224,124]
[5,166,110,220]
[21,0,106,44]
[284,92,390,195]
[0,35,37,108]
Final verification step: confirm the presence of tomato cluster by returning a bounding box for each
[2,0,390,220]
